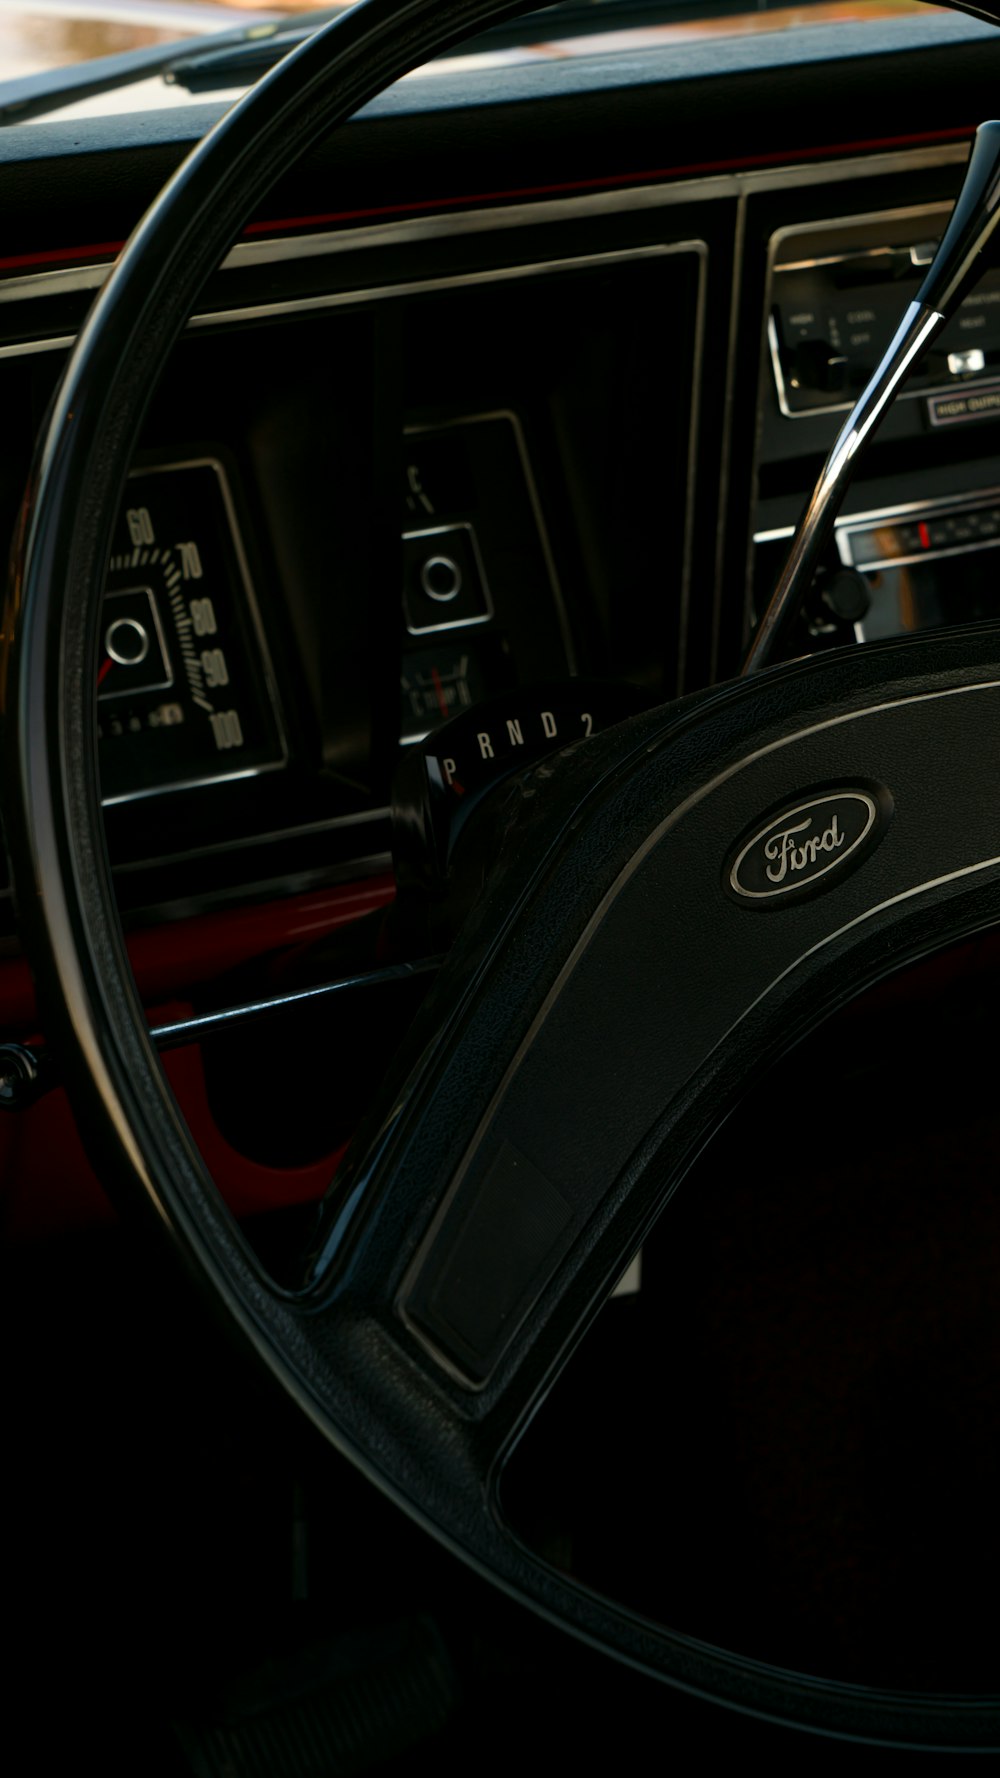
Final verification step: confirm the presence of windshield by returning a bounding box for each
[0,0,939,128]
[1,0,940,84]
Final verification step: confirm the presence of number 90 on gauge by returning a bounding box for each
[98,459,287,803]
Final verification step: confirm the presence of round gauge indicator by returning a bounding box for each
[400,645,488,741]
[99,459,286,803]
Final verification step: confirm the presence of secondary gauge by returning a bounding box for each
[400,645,489,742]
[99,459,286,803]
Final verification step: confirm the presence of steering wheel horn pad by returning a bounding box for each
[5,0,1000,1748]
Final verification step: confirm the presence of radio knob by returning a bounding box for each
[790,338,849,395]
[822,569,871,624]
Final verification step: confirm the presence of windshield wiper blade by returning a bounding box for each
[0,10,346,128]
[166,23,331,95]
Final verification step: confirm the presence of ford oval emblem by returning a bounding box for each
[729,788,889,903]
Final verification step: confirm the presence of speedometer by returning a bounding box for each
[99,458,287,804]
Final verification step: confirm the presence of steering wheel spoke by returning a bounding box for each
[298,629,1000,1533]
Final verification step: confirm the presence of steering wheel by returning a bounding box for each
[7,0,1000,1749]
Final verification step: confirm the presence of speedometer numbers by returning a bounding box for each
[99,460,286,804]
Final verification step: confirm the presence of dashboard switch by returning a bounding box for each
[403,524,492,634]
[821,568,870,624]
[790,338,849,395]
[948,348,987,376]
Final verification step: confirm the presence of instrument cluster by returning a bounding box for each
[100,460,286,804]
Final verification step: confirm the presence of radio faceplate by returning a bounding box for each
[836,491,1000,643]
[752,201,1000,659]
[769,205,1000,421]
[755,488,1000,651]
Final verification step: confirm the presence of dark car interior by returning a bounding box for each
[5,0,1000,1765]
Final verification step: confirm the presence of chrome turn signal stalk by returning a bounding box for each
[743,118,1000,674]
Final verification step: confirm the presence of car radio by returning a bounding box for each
[753,199,1000,661]
[755,487,1000,649]
[769,204,1000,421]
[834,489,1000,642]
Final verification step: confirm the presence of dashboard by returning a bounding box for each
[3,5,1000,1225]
[3,17,989,878]
[6,2,1000,1760]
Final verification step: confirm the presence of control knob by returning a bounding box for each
[790,338,849,396]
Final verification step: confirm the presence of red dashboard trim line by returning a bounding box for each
[0,239,128,273]
[238,125,975,235]
[0,125,974,276]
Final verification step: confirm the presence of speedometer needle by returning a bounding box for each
[97,657,113,687]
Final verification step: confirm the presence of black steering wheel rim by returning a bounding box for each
[7,0,1000,1749]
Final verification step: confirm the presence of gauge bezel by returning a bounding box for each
[100,454,289,806]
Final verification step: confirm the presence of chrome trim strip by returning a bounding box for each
[110,806,391,877]
[226,141,968,261]
[741,141,969,195]
[770,202,952,272]
[225,188,732,261]
[186,240,700,330]
[768,198,957,266]
[777,243,930,274]
[0,185,726,312]
[767,309,805,424]
[711,182,747,686]
[754,482,1000,546]
[679,234,708,695]
[849,536,1000,572]
[101,756,285,811]
[0,142,970,326]
[0,334,75,359]
[0,202,714,315]
[151,954,443,1050]
[0,262,109,304]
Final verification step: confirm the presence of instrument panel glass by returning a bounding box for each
[99,459,286,804]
